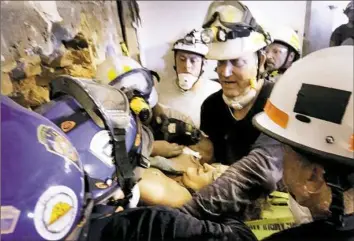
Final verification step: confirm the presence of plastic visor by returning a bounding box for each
[110,69,157,96]
[51,76,131,131]
[110,68,160,108]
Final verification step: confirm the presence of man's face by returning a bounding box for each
[175,51,203,77]
[216,52,258,98]
[265,43,289,72]
[182,163,228,191]
[283,146,332,218]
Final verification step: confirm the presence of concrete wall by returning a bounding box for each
[1,1,123,109]
[137,1,307,82]
[302,1,350,56]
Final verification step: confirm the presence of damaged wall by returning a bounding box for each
[1,1,124,109]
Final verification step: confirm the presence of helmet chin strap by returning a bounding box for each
[277,44,298,74]
[222,78,258,110]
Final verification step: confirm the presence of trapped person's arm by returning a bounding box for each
[180,134,284,219]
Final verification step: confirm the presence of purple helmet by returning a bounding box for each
[35,76,146,205]
[1,96,89,241]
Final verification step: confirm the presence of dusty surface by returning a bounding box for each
[1,1,123,109]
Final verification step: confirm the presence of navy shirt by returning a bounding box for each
[330,24,354,46]
[200,81,274,165]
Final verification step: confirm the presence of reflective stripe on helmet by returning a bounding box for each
[264,99,289,129]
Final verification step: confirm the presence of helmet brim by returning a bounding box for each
[253,112,354,168]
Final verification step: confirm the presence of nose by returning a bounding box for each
[185,59,193,71]
[266,51,274,60]
[218,60,233,78]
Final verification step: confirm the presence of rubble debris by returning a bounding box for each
[9,55,42,81]
[12,76,50,108]
[1,72,14,95]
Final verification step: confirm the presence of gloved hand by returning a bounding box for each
[149,156,184,175]
[151,140,184,158]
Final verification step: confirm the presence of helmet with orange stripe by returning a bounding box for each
[253,46,353,165]
[253,46,354,228]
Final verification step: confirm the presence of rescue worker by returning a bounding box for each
[156,29,221,128]
[330,1,354,46]
[254,45,354,240]
[265,26,301,82]
[179,0,287,223]
[195,1,276,166]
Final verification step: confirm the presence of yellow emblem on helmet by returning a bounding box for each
[48,202,72,225]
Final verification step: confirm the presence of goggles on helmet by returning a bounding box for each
[201,25,271,45]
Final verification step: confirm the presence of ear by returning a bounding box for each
[259,51,267,68]
[287,51,295,63]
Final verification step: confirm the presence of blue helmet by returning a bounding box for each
[1,96,90,241]
[35,76,147,205]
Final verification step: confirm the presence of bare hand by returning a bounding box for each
[151,140,184,158]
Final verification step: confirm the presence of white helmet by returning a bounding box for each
[202,1,258,30]
[172,29,209,56]
[253,46,354,166]
[109,56,159,108]
[200,3,272,60]
[270,26,301,58]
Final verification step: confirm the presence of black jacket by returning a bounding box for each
[264,220,354,241]
[89,206,257,241]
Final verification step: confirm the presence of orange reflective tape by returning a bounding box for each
[264,99,289,129]
[349,134,354,152]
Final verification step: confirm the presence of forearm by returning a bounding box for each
[180,134,284,219]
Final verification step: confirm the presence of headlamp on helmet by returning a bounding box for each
[202,25,271,45]
[172,29,209,56]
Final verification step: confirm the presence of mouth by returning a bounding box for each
[220,80,239,89]
[266,61,275,67]
[221,80,237,85]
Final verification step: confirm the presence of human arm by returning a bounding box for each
[180,134,284,220]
